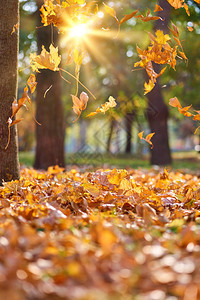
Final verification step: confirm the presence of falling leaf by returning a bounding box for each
[169,97,182,108]
[11,86,30,118]
[135,8,162,22]
[144,80,155,95]
[87,96,117,117]
[187,26,193,32]
[194,126,200,134]
[72,92,89,122]
[167,0,184,9]
[30,44,61,72]
[193,111,200,121]
[155,30,170,45]
[179,51,187,60]
[138,131,144,140]
[120,9,139,24]
[154,3,163,12]
[11,22,19,35]
[184,3,190,15]
[103,3,119,24]
[27,74,37,94]
[138,131,155,148]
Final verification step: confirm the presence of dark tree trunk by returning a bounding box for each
[146,0,172,165]
[125,112,135,153]
[106,118,116,153]
[34,0,65,169]
[0,0,20,185]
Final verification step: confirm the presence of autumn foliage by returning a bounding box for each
[7,0,199,147]
[1,0,199,298]
[0,167,200,299]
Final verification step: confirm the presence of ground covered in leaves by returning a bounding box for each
[0,166,200,300]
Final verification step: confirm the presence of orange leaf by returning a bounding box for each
[138,131,144,139]
[145,132,155,148]
[27,74,37,94]
[72,92,89,122]
[9,118,24,127]
[87,96,117,117]
[138,131,155,148]
[144,80,155,95]
[103,3,119,24]
[11,86,30,118]
[178,105,193,117]
[154,3,163,12]
[173,36,182,47]
[179,51,187,60]
[135,8,162,22]
[11,23,19,35]
[169,97,182,108]
[193,114,200,121]
[194,126,200,134]
[184,3,190,16]
[146,132,155,143]
[30,44,61,72]
[187,26,193,32]
[120,10,139,24]
[169,22,179,37]
[167,0,184,9]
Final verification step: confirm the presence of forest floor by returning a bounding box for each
[0,164,200,299]
[19,150,200,171]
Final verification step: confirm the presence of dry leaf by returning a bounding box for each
[87,96,117,117]
[30,44,61,72]
[103,3,119,24]
[154,3,163,12]
[27,74,37,94]
[11,22,19,35]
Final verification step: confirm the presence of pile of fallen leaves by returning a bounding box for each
[0,166,200,300]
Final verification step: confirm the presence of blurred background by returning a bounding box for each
[18,0,200,170]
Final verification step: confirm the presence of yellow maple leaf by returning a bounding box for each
[30,44,61,72]
[87,96,117,117]
[144,80,155,95]
[155,30,170,45]
[167,0,184,9]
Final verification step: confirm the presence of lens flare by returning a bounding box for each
[69,23,88,39]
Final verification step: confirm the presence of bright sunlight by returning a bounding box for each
[68,23,88,39]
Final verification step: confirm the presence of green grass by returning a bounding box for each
[19,151,200,171]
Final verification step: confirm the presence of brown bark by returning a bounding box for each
[106,118,116,153]
[146,0,172,165]
[34,0,65,169]
[0,0,20,185]
[125,112,135,154]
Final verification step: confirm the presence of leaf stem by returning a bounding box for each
[59,68,96,99]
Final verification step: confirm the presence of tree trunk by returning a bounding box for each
[146,0,172,165]
[106,118,116,153]
[34,0,65,169]
[125,112,135,154]
[0,0,20,185]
